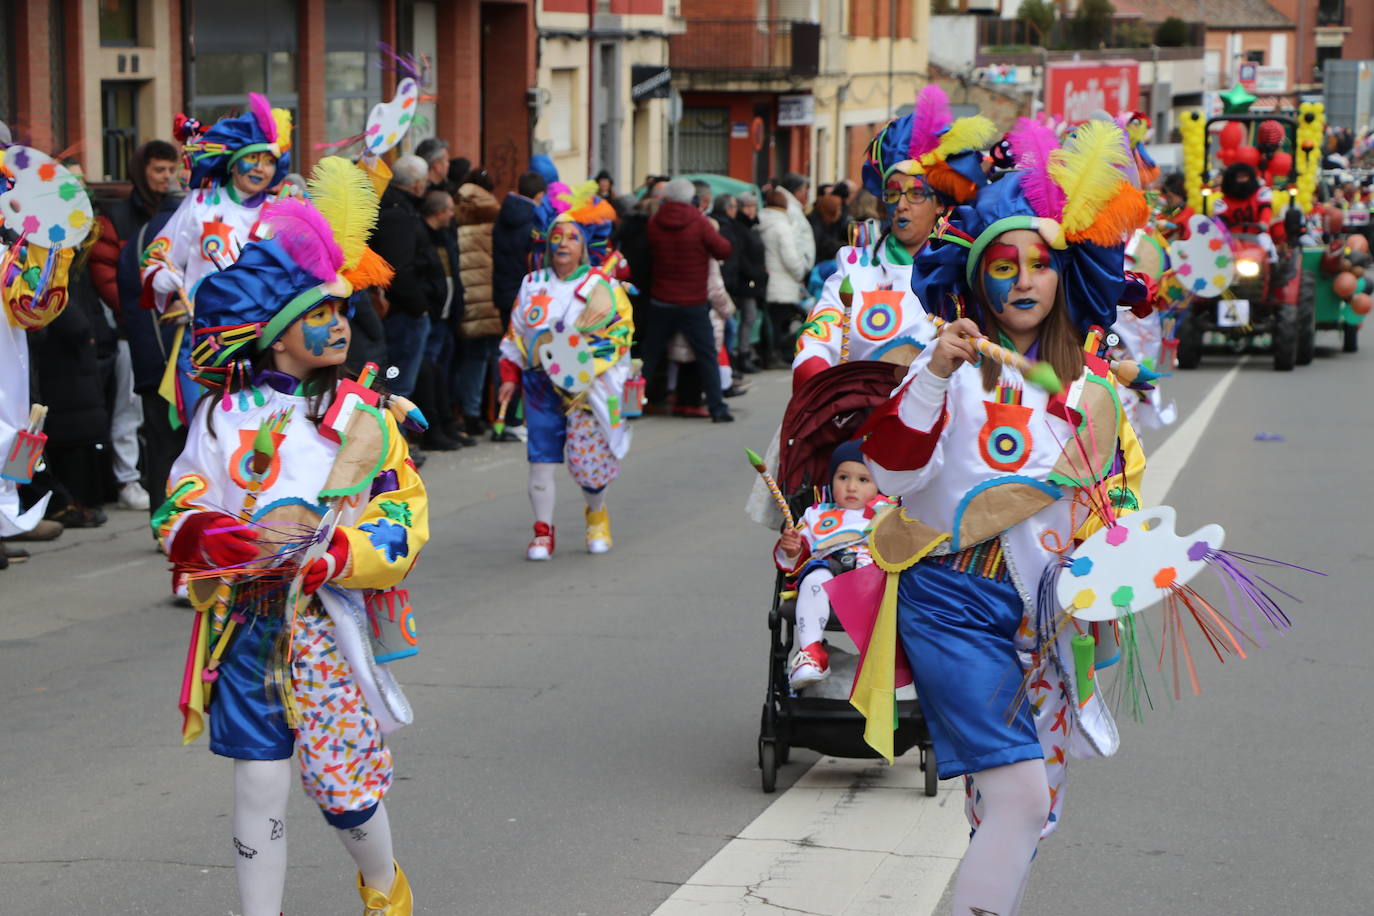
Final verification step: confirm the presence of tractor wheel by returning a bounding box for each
[1345,323,1360,353]
[1297,271,1316,365]
[1273,304,1297,371]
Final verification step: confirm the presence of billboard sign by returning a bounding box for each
[1045,60,1140,126]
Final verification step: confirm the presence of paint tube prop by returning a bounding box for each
[929,315,1063,394]
[1,404,48,484]
[745,447,796,530]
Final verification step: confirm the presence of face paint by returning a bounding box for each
[300,303,341,356]
[982,243,1020,314]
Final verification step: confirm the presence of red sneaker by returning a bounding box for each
[527,522,555,560]
[788,641,830,690]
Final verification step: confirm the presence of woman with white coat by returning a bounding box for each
[757,188,809,367]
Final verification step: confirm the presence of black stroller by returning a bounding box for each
[757,360,937,795]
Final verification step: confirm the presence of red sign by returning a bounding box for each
[1044,61,1140,126]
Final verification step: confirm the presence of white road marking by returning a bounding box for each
[1144,358,1246,502]
[657,362,1247,915]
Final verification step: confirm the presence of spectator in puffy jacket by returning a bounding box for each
[758,188,809,366]
[370,155,447,400]
[779,172,817,274]
[453,169,503,435]
[641,178,734,422]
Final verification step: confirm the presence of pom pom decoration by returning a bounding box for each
[262,197,343,283]
[908,84,953,162]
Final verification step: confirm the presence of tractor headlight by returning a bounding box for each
[1235,258,1261,278]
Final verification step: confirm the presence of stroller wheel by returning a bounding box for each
[922,747,938,797]
[760,739,778,793]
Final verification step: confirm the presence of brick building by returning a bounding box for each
[0,0,536,194]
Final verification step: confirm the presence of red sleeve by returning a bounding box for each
[88,216,123,314]
[792,355,829,391]
[499,358,523,386]
[858,379,948,472]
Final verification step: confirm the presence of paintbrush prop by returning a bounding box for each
[929,315,1063,394]
[493,397,511,436]
[745,447,797,529]
[838,275,853,363]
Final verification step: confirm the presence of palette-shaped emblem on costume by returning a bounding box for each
[0,146,94,249]
[1168,215,1233,298]
[228,428,286,490]
[364,77,420,155]
[855,289,904,341]
[538,320,596,393]
[977,400,1034,472]
[1056,505,1225,622]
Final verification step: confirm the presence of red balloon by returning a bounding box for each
[1347,234,1370,254]
[1217,147,1236,166]
[1219,121,1245,150]
[1334,271,1359,300]
[1257,120,1284,149]
[1236,145,1261,167]
[1266,151,1293,177]
[1350,292,1372,316]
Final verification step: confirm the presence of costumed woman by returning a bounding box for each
[141,94,293,426]
[849,120,1152,915]
[155,159,423,915]
[0,146,93,543]
[497,184,633,560]
[792,85,998,388]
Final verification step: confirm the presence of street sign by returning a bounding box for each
[1044,60,1140,127]
[777,95,815,127]
[631,65,672,101]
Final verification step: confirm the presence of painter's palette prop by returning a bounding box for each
[538,321,596,394]
[1058,506,1225,622]
[0,147,94,249]
[1168,215,1233,298]
[364,78,420,156]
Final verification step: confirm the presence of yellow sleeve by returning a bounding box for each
[336,413,430,590]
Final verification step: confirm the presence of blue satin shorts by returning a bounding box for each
[897,560,1042,780]
[209,613,295,761]
[523,369,568,465]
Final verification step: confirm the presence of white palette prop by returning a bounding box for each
[1168,215,1233,298]
[0,147,94,249]
[538,320,597,394]
[1058,506,1225,622]
[364,77,421,156]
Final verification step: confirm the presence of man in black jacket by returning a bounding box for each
[369,155,446,400]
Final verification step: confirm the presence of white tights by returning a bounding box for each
[232,759,396,915]
[949,759,1049,916]
[528,461,606,524]
[794,567,834,649]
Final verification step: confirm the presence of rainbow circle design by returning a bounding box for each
[526,302,547,326]
[857,301,901,341]
[987,425,1027,466]
[802,307,843,343]
[813,509,845,536]
[400,607,419,646]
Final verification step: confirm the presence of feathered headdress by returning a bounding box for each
[188,157,392,387]
[912,120,1149,334]
[531,180,617,269]
[185,93,294,189]
[861,85,996,206]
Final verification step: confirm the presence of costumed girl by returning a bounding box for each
[141,94,293,425]
[846,120,1154,914]
[155,159,423,915]
[0,146,92,537]
[497,183,633,560]
[792,86,998,388]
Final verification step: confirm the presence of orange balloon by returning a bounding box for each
[1347,234,1370,254]
[1351,293,1372,316]
[1334,271,1359,299]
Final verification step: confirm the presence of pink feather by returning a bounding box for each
[1007,117,1065,220]
[265,199,342,282]
[907,85,952,160]
[248,93,277,143]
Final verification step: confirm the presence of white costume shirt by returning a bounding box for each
[142,184,269,311]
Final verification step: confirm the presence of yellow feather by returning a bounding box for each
[921,116,998,167]
[271,109,294,154]
[307,156,380,271]
[1049,121,1131,236]
[561,179,600,212]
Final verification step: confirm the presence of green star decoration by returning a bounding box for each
[1220,83,1257,114]
[379,500,412,526]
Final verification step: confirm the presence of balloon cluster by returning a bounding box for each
[1321,233,1371,315]
[1294,101,1325,213]
[1180,110,1206,214]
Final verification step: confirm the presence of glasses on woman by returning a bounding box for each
[882,184,932,205]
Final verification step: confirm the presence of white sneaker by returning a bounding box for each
[788,641,831,691]
[118,481,151,511]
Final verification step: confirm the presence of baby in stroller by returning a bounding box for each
[774,440,893,690]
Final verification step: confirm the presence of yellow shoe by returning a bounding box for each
[358,860,413,916]
[585,506,611,554]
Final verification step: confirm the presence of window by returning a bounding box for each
[190,0,299,126]
[679,107,730,175]
[1317,0,1345,27]
[102,82,138,180]
[1245,50,1264,65]
[99,0,138,47]
[325,0,383,144]
[549,69,576,153]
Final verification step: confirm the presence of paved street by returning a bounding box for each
[3,337,1371,915]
